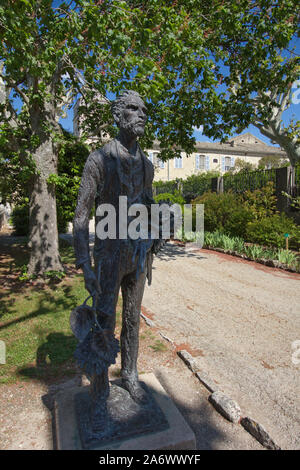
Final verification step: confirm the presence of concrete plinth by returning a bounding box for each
[54,373,196,450]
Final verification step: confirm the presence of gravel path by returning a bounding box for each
[142,242,300,450]
[1,234,297,449]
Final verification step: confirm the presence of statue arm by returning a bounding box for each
[144,159,155,204]
[73,151,103,270]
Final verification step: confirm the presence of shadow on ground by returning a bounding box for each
[154,242,207,264]
[17,332,78,382]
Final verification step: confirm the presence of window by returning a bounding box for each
[225,156,231,172]
[196,155,210,170]
[213,158,218,163]
[158,158,165,169]
[223,156,234,172]
[195,155,206,170]
[174,156,183,168]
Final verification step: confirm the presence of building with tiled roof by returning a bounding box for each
[147,132,287,181]
[72,96,287,181]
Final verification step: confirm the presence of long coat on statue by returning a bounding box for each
[73,137,156,378]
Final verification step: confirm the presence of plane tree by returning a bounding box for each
[0,0,298,274]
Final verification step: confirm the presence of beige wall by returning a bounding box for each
[146,150,262,182]
[73,109,285,182]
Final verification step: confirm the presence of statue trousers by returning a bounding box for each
[94,241,149,383]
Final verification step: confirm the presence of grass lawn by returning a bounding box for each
[0,238,169,385]
[0,240,90,384]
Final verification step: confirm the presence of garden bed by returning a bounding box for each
[203,245,299,273]
[181,240,300,273]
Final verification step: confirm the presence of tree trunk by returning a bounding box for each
[255,123,300,167]
[27,121,63,275]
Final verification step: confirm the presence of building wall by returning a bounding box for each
[72,99,286,182]
[147,150,263,181]
[146,133,286,181]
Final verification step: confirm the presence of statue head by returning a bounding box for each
[112,90,147,138]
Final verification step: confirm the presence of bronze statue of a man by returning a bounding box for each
[73,90,160,426]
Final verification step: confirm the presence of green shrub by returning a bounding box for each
[193,191,235,232]
[11,204,29,236]
[192,184,300,248]
[154,190,185,206]
[246,213,300,249]
[282,191,300,211]
[153,179,179,195]
[192,190,251,237]
[182,171,220,202]
[55,130,90,229]
[243,182,278,220]
[223,207,253,238]
[57,210,69,234]
[11,203,68,235]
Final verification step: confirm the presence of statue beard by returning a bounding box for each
[119,117,145,138]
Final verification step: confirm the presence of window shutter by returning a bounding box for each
[174,156,182,168]
[195,155,199,169]
[231,157,235,167]
[148,152,153,163]
[222,156,225,173]
[205,155,210,171]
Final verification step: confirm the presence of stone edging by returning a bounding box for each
[177,349,281,450]
[140,311,281,450]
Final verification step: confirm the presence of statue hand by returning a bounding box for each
[82,264,101,297]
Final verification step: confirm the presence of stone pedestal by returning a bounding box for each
[55,373,196,450]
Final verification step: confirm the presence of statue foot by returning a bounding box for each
[122,378,148,405]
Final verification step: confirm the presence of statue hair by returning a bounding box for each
[111,90,143,123]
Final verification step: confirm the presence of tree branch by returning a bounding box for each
[4,80,30,106]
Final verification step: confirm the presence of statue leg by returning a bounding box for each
[120,268,148,404]
[90,259,120,430]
